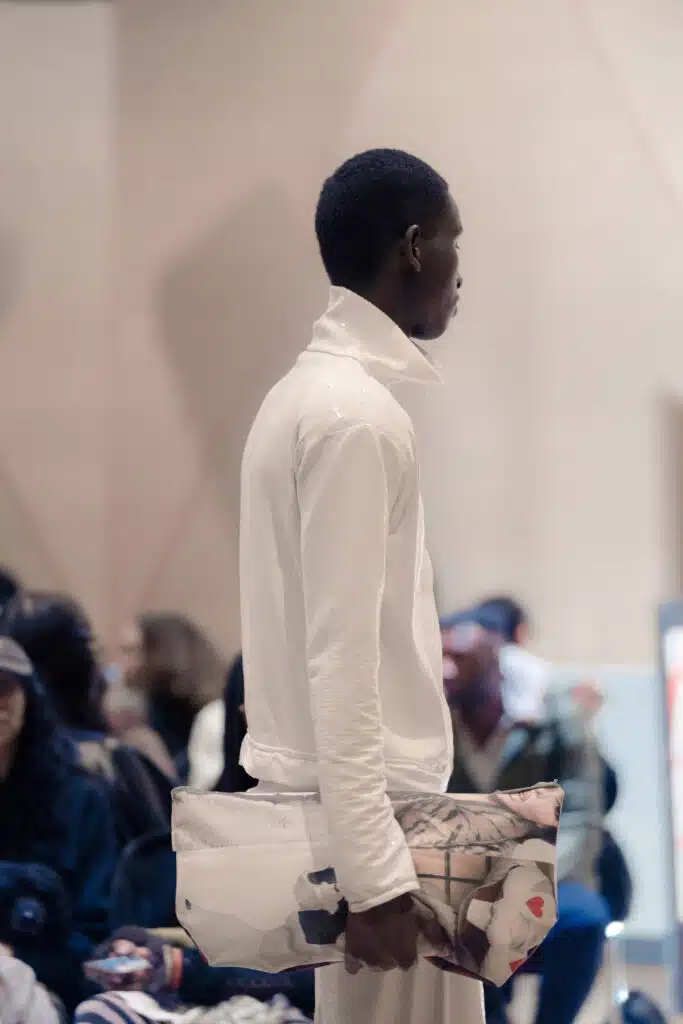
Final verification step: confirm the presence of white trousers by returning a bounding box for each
[314,959,484,1024]
[251,783,485,1024]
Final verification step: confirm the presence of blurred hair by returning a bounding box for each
[0,567,19,610]
[315,148,449,291]
[215,654,255,794]
[137,613,226,708]
[2,591,107,733]
[0,664,77,860]
[473,596,528,644]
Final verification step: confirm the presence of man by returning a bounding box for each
[239,150,483,1024]
[451,596,552,724]
[441,620,607,1024]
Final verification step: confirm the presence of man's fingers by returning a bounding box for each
[112,940,136,956]
[419,913,450,953]
[392,919,419,971]
[344,953,363,975]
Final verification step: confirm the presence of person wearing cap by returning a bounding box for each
[0,636,117,1014]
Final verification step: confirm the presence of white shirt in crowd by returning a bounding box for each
[499,644,552,723]
[239,286,453,912]
[187,698,225,790]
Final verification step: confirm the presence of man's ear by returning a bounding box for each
[402,224,421,272]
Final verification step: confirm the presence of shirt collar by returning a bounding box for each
[307,286,443,386]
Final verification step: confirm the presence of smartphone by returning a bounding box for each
[85,955,150,978]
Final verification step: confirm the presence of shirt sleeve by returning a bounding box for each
[295,422,418,912]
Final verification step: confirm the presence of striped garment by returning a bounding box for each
[75,992,312,1024]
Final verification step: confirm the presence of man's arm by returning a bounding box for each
[296,421,418,913]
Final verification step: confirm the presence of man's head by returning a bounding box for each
[475,597,529,647]
[315,149,462,341]
[441,622,502,707]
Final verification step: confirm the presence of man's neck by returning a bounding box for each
[357,282,414,340]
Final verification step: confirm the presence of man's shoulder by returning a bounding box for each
[293,365,413,450]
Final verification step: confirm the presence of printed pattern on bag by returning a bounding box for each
[173,784,562,986]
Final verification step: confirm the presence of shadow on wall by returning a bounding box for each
[155,185,316,535]
[113,0,407,630]
[0,224,66,588]
[0,228,20,330]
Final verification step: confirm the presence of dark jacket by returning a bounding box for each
[110,831,315,1017]
[448,689,604,890]
[216,655,255,795]
[72,728,173,847]
[0,767,117,1011]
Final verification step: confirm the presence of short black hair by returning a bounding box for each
[315,148,449,291]
[0,567,19,608]
[475,596,528,644]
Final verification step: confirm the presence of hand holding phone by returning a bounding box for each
[85,943,152,991]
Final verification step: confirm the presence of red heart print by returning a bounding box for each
[526,897,544,919]
[509,959,525,974]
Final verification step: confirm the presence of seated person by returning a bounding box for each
[119,612,227,775]
[447,597,552,724]
[3,592,176,845]
[441,620,607,1024]
[75,669,314,1022]
[188,652,258,792]
[75,928,315,1022]
[0,637,117,1014]
[0,942,64,1024]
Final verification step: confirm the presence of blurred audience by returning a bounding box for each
[2,593,175,846]
[0,637,117,1014]
[0,943,64,1024]
[75,927,315,1022]
[447,596,552,724]
[441,619,608,1024]
[120,613,226,775]
[187,653,257,793]
[216,653,256,794]
[75,651,314,1024]
[0,573,643,1023]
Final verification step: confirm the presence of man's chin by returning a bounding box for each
[413,322,450,343]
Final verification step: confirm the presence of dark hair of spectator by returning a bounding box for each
[0,567,19,609]
[137,613,226,708]
[475,596,528,644]
[0,665,77,860]
[215,654,255,794]
[1,591,108,733]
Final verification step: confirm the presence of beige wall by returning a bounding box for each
[3,0,683,663]
[0,3,113,626]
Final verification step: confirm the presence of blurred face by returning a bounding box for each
[0,671,26,755]
[119,622,145,686]
[408,194,463,342]
[442,624,501,705]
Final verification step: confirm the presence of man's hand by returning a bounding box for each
[344,893,419,974]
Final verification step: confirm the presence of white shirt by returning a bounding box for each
[239,286,453,911]
[187,698,225,791]
[499,644,552,723]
